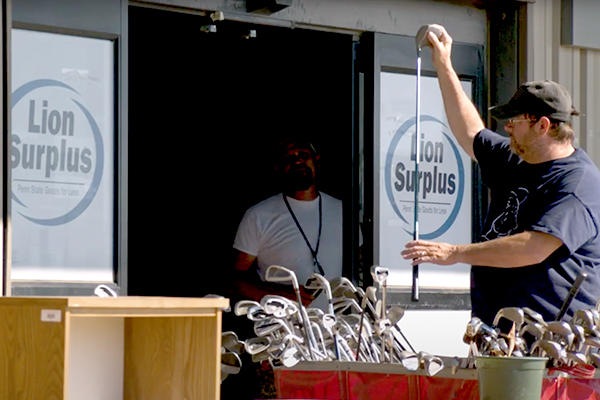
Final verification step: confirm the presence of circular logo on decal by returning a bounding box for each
[384,115,464,239]
[10,79,104,226]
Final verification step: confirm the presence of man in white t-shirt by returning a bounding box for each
[231,136,343,307]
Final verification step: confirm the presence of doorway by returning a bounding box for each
[127,5,355,297]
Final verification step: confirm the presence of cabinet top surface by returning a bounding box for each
[0,296,230,311]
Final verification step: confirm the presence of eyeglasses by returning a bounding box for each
[506,118,531,127]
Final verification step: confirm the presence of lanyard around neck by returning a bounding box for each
[282,193,324,276]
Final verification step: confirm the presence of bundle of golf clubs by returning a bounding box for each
[230,264,446,376]
[464,304,600,374]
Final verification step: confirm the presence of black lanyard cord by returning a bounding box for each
[282,193,324,276]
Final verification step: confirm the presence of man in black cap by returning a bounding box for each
[401,25,600,326]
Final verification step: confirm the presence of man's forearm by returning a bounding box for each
[402,231,563,268]
[454,231,563,268]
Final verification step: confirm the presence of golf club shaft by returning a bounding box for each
[355,308,366,361]
[412,51,422,302]
[294,287,316,360]
[555,272,587,321]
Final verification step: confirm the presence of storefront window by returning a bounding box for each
[378,71,472,289]
[10,29,115,282]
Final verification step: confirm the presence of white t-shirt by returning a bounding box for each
[233,192,343,287]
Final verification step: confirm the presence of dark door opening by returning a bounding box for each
[128,6,355,297]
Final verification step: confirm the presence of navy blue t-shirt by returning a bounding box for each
[472,129,600,325]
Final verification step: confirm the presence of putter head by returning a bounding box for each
[415,24,444,51]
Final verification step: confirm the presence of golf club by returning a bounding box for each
[556,271,588,321]
[411,24,443,302]
[265,265,319,360]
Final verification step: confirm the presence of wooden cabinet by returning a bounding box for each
[0,296,229,400]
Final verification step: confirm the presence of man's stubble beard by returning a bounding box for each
[283,169,315,192]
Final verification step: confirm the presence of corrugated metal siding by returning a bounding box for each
[527,0,600,163]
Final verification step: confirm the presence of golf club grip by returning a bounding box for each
[555,272,587,321]
[412,265,419,301]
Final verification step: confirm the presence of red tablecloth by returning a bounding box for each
[274,365,600,400]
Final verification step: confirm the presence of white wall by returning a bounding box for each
[401,310,471,357]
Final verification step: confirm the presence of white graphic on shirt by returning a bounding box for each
[482,187,529,240]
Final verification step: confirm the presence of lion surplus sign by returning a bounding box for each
[378,72,472,289]
[10,29,114,281]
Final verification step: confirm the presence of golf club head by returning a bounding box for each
[305,273,332,300]
[251,349,271,363]
[265,265,299,289]
[221,351,242,378]
[523,306,547,327]
[261,295,298,318]
[365,286,378,304]
[398,351,420,371]
[280,346,302,367]
[415,24,444,51]
[387,305,405,325]
[329,276,357,295]
[589,352,600,368]
[567,350,588,365]
[234,300,261,316]
[93,284,118,298]
[492,307,525,331]
[370,265,389,286]
[569,323,586,351]
[254,318,290,337]
[244,336,272,355]
[418,352,444,376]
[545,320,575,347]
[204,293,230,312]
[573,309,595,330]
[322,313,337,330]
[222,331,244,354]
[246,305,270,321]
[531,339,565,361]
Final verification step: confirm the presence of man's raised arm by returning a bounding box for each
[427,27,484,160]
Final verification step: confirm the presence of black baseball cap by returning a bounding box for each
[489,80,579,122]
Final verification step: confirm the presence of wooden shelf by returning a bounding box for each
[0,296,229,400]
